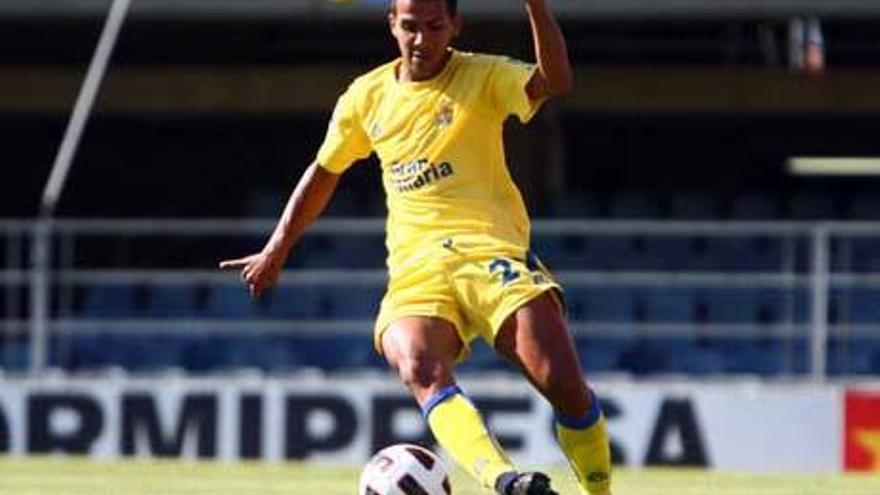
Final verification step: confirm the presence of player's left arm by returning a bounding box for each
[523,0,573,100]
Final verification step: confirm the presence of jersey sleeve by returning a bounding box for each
[316,83,373,174]
[487,56,546,123]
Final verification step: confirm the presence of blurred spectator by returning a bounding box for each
[789,16,825,75]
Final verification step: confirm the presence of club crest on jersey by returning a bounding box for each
[390,158,455,193]
[436,98,454,128]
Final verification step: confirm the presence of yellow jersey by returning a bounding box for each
[316,49,545,276]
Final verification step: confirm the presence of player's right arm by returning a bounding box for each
[219,161,340,297]
[219,78,372,297]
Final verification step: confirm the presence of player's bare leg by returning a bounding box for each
[381,316,462,404]
[495,291,613,495]
[381,317,518,492]
[495,292,590,414]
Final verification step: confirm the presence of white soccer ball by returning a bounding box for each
[358,443,451,495]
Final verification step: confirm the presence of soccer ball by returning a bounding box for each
[359,443,451,495]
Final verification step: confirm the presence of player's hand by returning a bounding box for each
[218,251,283,298]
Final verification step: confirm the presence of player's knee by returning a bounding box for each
[394,354,450,392]
[542,368,590,416]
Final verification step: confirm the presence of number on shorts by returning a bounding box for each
[489,258,520,285]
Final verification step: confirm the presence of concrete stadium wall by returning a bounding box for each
[5,66,880,116]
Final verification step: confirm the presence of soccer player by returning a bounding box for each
[220,1,612,494]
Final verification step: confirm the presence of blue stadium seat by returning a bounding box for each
[264,286,382,320]
[611,337,668,375]
[846,237,880,272]
[702,288,765,323]
[293,335,375,371]
[717,340,790,375]
[707,287,804,324]
[532,235,590,269]
[648,237,724,271]
[65,334,107,370]
[712,237,784,271]
[294,235,338,268]
[83,284,138,318]
[791,288,812,323]
[578,346,621,372]
[565,287,635,322]
[645,237,689,270]
[328,286,385,318]
[147,285,197,317]
[530,235,565,262]
[215,336,303,371]
[0,341,29,370]
[842,289,880,323]
[827,339,876,375]
[582,237,627,269]
[458,343,506,371]
[584,236,655,270]
[330,236,387,268]
[536,235,659,271]
[637,288,694,322]
[263,286,326,319]
[577,337,632,372]
[296,234,386,268]
[680,346,727,375]
[648,338,731,375]
[180,335,235,371]
[205,286,260,318]
[124,335,184,371]
[75,334,156,371]
[716,340,762,374]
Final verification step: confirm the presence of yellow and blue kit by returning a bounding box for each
[316,49,560,358]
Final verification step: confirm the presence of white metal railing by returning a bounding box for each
[3,218,880,379]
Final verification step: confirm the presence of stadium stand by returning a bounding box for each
[3,4,880,379]
[7,209,869,378]
[4,187,880,377]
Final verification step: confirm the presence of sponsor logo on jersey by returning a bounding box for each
[390,158,455,193]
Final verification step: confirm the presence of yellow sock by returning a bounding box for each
[424,385,515,491]
[555,392,612,495]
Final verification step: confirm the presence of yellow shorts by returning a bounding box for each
[374,248,562,361]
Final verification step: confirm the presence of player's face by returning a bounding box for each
[389,0,460,81]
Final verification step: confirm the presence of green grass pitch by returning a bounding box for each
[0,457,877,495]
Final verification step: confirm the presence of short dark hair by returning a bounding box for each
[388,0,458,17]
